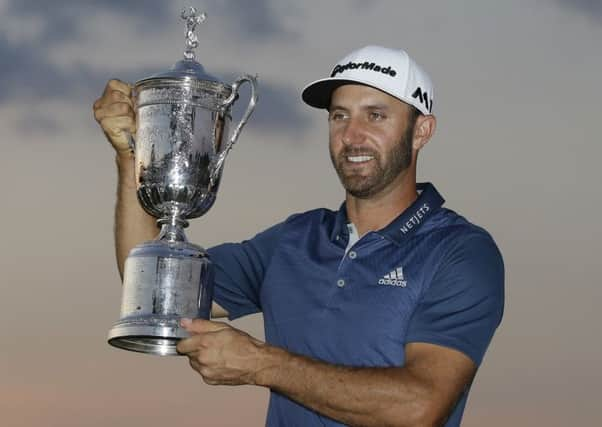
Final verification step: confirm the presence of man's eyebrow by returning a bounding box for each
[361,103,390,110]
[329,103,390,111]
[328,104,349,111]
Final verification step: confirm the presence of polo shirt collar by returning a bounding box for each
[330,182,445,246]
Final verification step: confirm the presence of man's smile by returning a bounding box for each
[346,155,374,163]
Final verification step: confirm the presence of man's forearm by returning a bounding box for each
[114,152,157,279]
[255,346,433,427]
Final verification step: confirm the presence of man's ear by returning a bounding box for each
[412,115,437,151]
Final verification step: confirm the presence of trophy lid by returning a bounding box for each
[143,58,220,83]
[136,7,222,86]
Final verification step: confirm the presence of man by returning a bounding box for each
[93,45,504,426]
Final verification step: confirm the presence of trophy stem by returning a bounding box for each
[157,212,189,243]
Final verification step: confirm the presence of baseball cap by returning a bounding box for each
[302,45,434,115]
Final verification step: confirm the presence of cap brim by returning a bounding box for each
[302,76,413,111]
[302,78,374,109]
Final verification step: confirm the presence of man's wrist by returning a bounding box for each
[253,343,290,388]
[115,150,137,188]
[115,149,135,164]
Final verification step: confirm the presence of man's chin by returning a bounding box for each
[346,188,375,199]
[342,179,379,199]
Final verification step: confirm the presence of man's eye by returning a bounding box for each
[329,112,347,121]
[369,111,385,121]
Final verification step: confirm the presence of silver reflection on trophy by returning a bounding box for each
[108,7,258,356]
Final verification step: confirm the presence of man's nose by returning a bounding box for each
[341,117,364,145]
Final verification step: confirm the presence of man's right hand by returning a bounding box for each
[93,79,136,155]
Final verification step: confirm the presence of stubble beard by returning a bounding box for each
[330,126,414,199]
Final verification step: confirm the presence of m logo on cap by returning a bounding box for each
[331,61,397,78]
[412,87,433,113]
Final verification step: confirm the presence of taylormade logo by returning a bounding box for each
[331,61,397,78]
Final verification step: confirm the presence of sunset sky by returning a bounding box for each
[1,1,601,426]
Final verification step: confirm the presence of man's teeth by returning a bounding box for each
[347,155,373,163]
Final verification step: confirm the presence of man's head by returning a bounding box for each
[302,46,436,199]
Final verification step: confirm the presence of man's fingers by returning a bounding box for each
[103,79,132,97]
[99,116,136,135]
[94,101,134,121]
[94,87,133,113]
[176,319,231,355]
[95,80,133,112]
[93,79,136,154]
[176,335,203,355]
[180,318,230,334]
[108,89,134,107]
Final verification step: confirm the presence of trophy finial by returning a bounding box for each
[181,7,207,61]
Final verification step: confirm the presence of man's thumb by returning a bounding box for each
[180,318,228,334]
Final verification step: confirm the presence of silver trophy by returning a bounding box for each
[108,8,258,356]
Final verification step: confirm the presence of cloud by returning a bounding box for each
[224,75,310,133]
[556,0,602,21]
[6,0,171,44]
[0,31,139,102]
[16,111,63,134]
[201,0,294,40]
[5,0,292,45]
[0,32,308,134]
[0,1,308,135]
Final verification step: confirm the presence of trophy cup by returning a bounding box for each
[108,8,258,356]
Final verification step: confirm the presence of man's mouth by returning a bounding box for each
[346,155,374,163]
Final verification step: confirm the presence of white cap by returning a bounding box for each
[302,45,434,115]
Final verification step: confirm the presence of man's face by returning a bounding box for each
[328,84,415,199]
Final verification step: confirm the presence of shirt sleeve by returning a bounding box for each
[405,233,505,366]
[207,221,285,320]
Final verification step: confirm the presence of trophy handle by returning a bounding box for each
[127,133,136,152]
[127,86,138,152]
[209,74,258,185]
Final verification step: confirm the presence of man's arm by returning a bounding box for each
[261,342,474,427]
[93,79,157,277]
[93,79,229,318]
[177,319,476,427]
[113,152,158,277]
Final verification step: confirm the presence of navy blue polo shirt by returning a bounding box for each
[208,183,504,427]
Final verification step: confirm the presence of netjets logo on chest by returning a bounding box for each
[378,267,407,287]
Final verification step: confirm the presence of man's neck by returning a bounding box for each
[345,174,418,237]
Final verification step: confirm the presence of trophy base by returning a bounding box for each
[108,320,189,356]
[108,237,214,356]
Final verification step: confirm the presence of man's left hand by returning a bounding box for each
[176,318,271,386]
